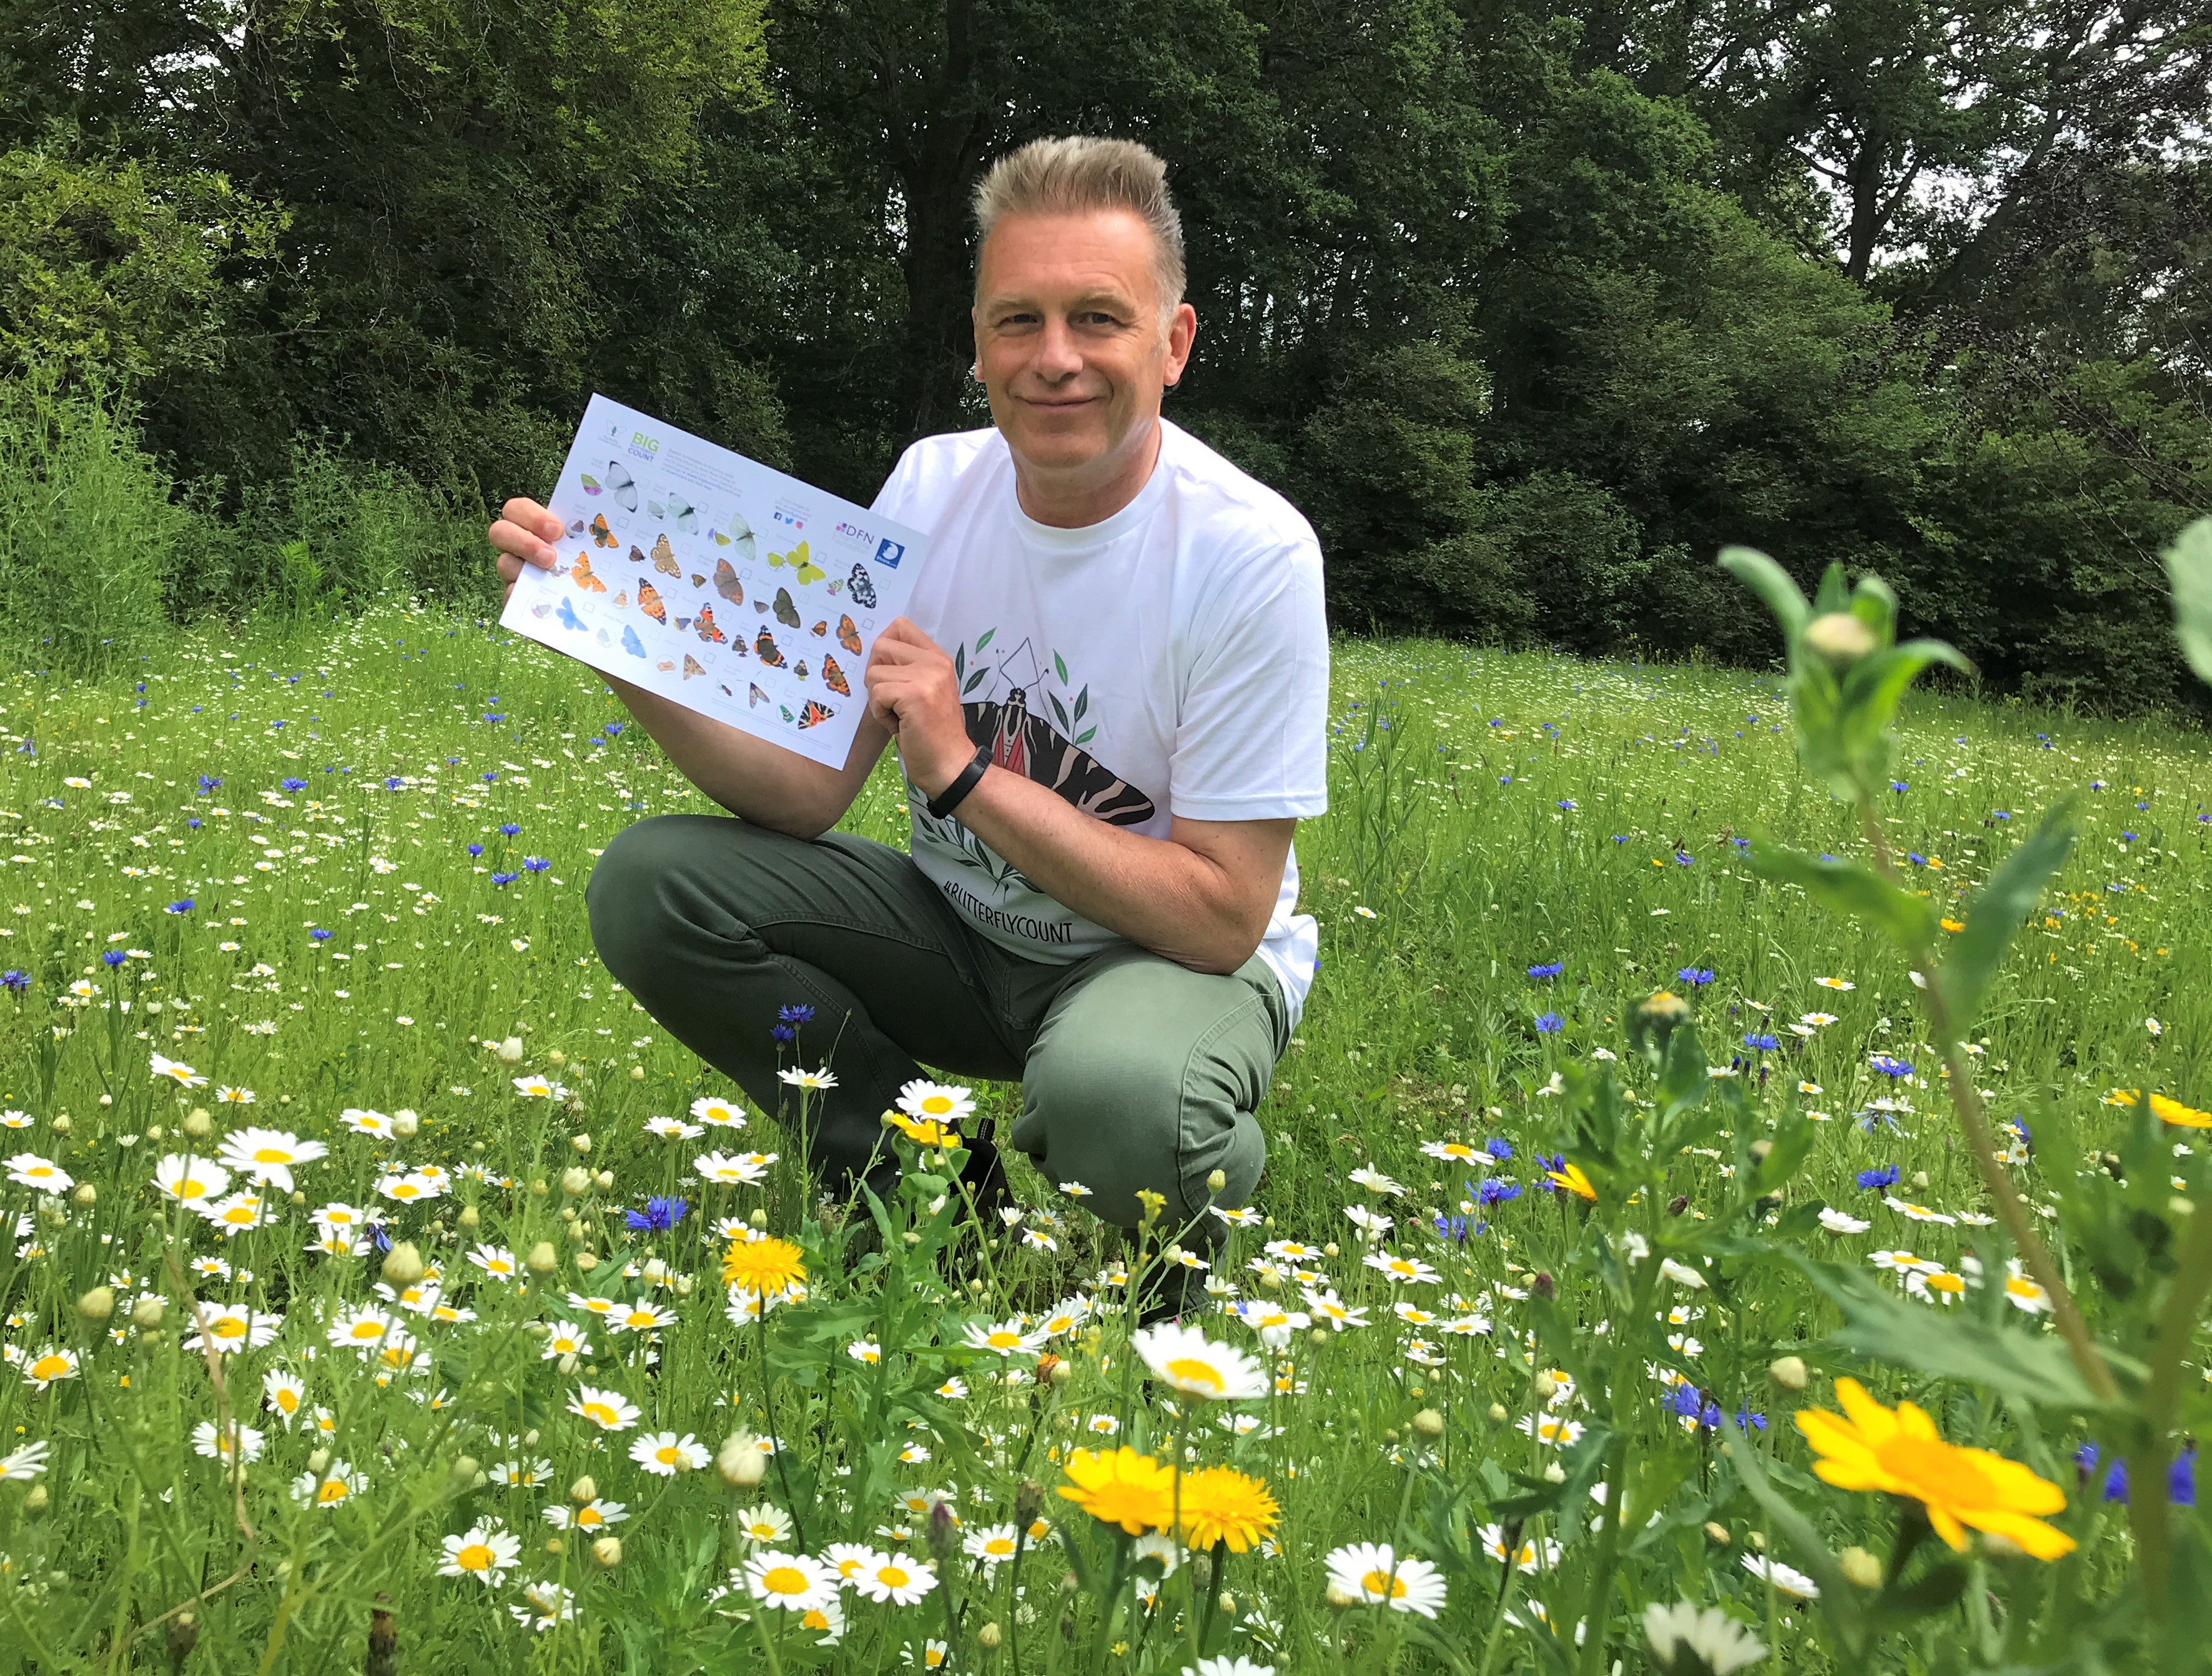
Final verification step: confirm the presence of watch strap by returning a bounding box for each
[926,744,992,821]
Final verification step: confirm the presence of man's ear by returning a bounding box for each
[1162,300,1198,388]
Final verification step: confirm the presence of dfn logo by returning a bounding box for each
[834,520,872,544]
[629,430,661,455]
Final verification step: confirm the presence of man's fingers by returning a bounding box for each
[501,497,563,542]
[489,518,556,569]
[496,554,524,585]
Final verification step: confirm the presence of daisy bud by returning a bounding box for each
[529,1178,548,1198]
[1220,1592,1237,1615]
[1911,1170,1929,1190]
[881,1109,903,1128]
[575,1252,598,1272]
[458,1205,480,1229]
[1205,1168,1227,1193]
[1802,609,1878,667]
[595,1169,613,1189]
[98,1094,112,1106]
[1533,1372,1558,1399]
[978,1622,1003,1649]
[629,1066,644,1080]
[167,1612,197,1665]
[524,1429,540,1446]
[392,1109,419,1138]
[1839,1546,1882,1589]
[182,1109,212,1139]
[1411,1407,1444,1439]
[307,1449,330,1477]
[1322,1242,1340,1258]
[381,1242,426,1286]
[76,1286,114,1322]
[451,1456,480,1484]
[1543,1462,1566,1484]
[1488,1403,1508,1423]
[72,1183,96,1206]
[546,1537,565,1555]
[51,1116,71,1134]
[132,1296,164,1328]
[1749,1139,1773,1166]
[643,1258,669,1282]
[24,1484,47,1512]
[548,1049,566,1067]
[571,1133,592,1155]
[718,1434,767,1489]
[525,1241,557,1276]
[1015,1477,1044,1525]
[570,1475,597,1504]
[1325,1582,1358,1610]
[1048,1359,1072,1389]
[1767,1356,1808,1392]
[495,1036,524,1063]
[561,1166,591,1196]
[749,1208,768,1229]
[1704,1522,1731,1545]
[289,1191,305,1206]
[1748,1532,1766,1551]
[592,1537,622,1569]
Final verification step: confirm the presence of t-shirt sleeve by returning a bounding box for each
[1168,535,1330,822]
[868,443,925,522]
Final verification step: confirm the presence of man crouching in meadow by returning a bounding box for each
[489,137,1329,1315]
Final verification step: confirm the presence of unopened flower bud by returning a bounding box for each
[452,1455,480,1483]
[182,1109,212,1139]
[561,1166,591,1196]
[76,1285,115,1322]
[458,1204,480,1229]
[547,1049,566,1067]
[1629,989,1694,1059]
[1325,1582,1358,1610]
[595,1169,613,1189]
[1768,1355,1808,1392]
[1411,1407,1444,1439]
[1531,1271,1555,1301]
[1705,1521,1731,1546]
[24,1484,48,1512]
[749,1207,768,1229]
[1533,1371,1558,1399]
[591,1536,622,1569]
[1015,1477,1044,1526]
[1668,1194,1689,1216]
[574,1251,598,1272]
[1911,1170,1928,1190]
[927,1499,959,1564]
[307,1448,330,1476]
[978,1622,1003,1649]
[72,1183,96,1206]
[1488,1403,1508,1423]
[49,1115,69,1134]
[1543,1462,1566,1484]
[1205,1168,1227,1193]
[570,1475,597,1505]
[571,1133,592,1155]
[525,1241,557,1276]
[630,1066,644,1081]
[392,1109,419,1139]
[1803,610,1878,667]
[132,1296,164,1328]
[718,1434,766,1489]
[1839,1545,1882,1589]
[380,1241,425,1286]
[495,1036,524,1063]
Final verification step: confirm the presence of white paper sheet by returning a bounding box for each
[499,394,926,769]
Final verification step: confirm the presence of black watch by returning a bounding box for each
[926,744,992,821]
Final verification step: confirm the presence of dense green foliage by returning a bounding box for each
[2,0,2208,700]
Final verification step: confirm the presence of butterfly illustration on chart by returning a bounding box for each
[797,700,835,730]
[821,655,850,697]
[621,625,646,657]
[713,559,744,605]
[590,515,616,548]
[555,598,584,631]
[683,653,706,679]
[769,541,826,586]
[695,605,726,643]
[637,582,666,624]
[580,461,638,512]
[710,515,757,563]
[846,563,877,610]
[837,614,862,655]
[793,659,809,682]
[754,629,786,668]
[613,590,628,610]
[651,534,679,577]
[572,555,607,593]
[749,683,772,707]
[649,492,699,533]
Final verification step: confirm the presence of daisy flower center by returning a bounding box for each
[761,1566,808,1597]
[456,1543,493,1570]
[1163,1359,1225,1392]
[1363,1569,1408,1599]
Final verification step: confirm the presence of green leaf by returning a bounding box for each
[1049,692,1071,731]
[962,668,989,695]
[1072,685,1089,723]
[974,627,994,653]
[2163,517,2212,688]
[1871,1561,1968,1626]
[1750,840,1939,951]
[1074,726,1095,745]
[952,645,965,680]
[1054,649,1069,684]
[1792,1256,2105,1411]
[1719,546,1810,643]
[1718,1415,1865,1654]
[1932,801,2076,1029]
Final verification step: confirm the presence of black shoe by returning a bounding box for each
[957,1126,1011,1227]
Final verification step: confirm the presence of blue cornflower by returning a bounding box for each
[309,928,333,942]
[281,777,307,791]
[1742,1032,1779,1051]
[1890,780,1908,793]
[481,771,497,783]
[499,823,521,836]
[770,1023,796,1043]
[2121,831,2138,843]
[1993,810,2012,821]
[483,713,505,723]
[1,969,29,992]
[1671,1383,1704,1421]
[1674,850,1694,866]
[777,1004,816,1025]
[1734,1408,1767,1432]
[197,775,221,793]
[467,843,483,857]
[1731,836,1750,851]
[1527,961,1563,979]
[384,776,404,791]
[1556,799,1577,812]
[522,856,550,873]
[1476,1177,1521,1207]
[1907,851,1928,866]
[2005,1115,2032,1151]
[1485,1138,1513,1161]
[1677,967,1714,986]
[1612,834,1629,843]
[1534,1011,1564,1034]
[1857,1164,1900,1190]
[101,950,127,968]
[625,1196,688,1233]
[186,818,201,830]
[490,871,518,888]
[165,899,194,915]
[1869,1054,1913,1079]
[2090,780,2107,790]
[1432,1212,1470,1244]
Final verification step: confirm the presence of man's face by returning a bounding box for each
[972,209,1196,484]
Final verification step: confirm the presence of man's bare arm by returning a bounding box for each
[490,498,885,837]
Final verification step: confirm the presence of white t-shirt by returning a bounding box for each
[870,419,1329,1023]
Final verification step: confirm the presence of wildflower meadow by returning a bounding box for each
[3,532,2212,1675]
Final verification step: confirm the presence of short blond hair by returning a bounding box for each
[970,136,1186,307]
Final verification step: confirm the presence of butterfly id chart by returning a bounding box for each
[501,395,926,770]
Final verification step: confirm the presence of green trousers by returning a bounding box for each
[585,815,1286,1228]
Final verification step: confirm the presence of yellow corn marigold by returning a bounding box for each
[721,1234,807,1298]
[1055,1447,1173,1535]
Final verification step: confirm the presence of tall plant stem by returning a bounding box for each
[1859,806,2116,1406]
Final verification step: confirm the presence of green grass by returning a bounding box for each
[0,606,2205,1674]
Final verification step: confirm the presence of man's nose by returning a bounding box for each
[1034,317,1083,380]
